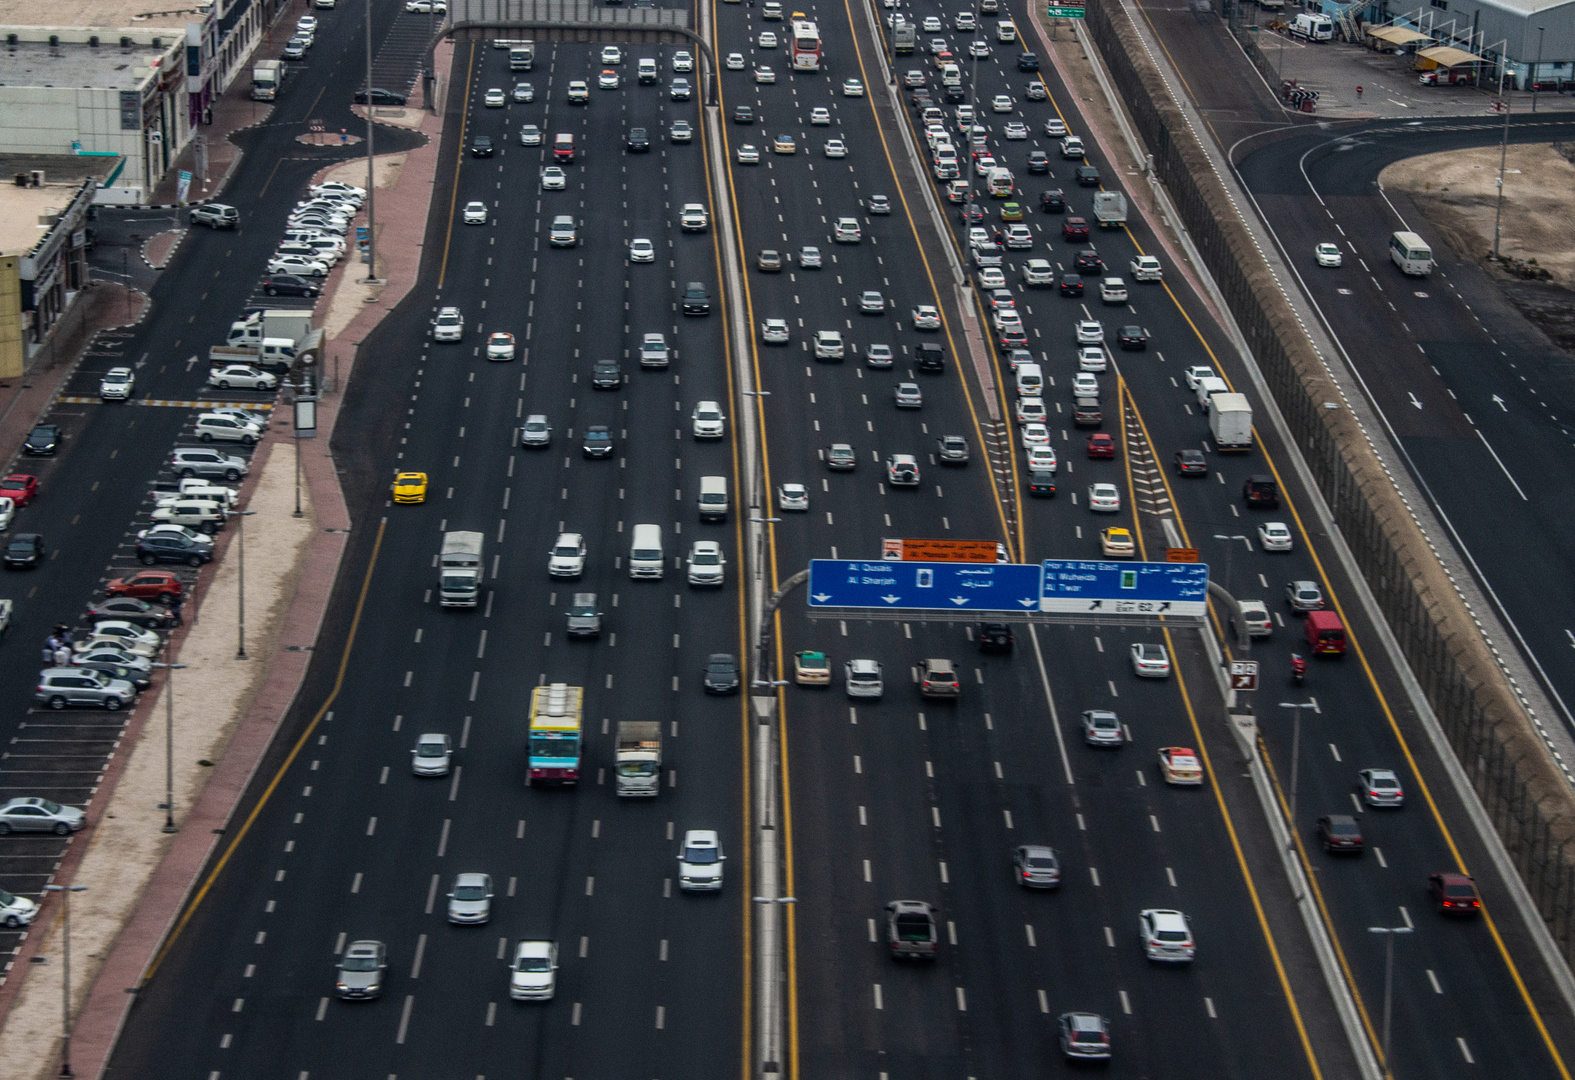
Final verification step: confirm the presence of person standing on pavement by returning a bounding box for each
[43,642,57,665]
[53,644,72,668]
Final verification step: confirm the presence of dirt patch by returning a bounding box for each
[1383,142,1575,351]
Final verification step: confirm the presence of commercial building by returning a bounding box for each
[1341,0,1575,89]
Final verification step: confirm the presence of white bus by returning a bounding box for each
[1389,231,1433,277]
[791,19,821,71]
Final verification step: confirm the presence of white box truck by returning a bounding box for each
[1208,392,1253,451]
[227,310,316,349]
[1092,191,1127,228]
[440,531,485,607]
[252,60,285,101]
[615,721,662,796]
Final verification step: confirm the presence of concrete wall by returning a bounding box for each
[0,256,22,380]
[1081,0,1575,960]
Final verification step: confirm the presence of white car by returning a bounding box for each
[0,887,38,927]
[1315,242,1343,267]
[1087,483,1121,512]
[834,218,862,242]
[483,87,506,107]
[1026,445,1058,472]
[1016,396,1046,424]
[1004,121,1029,140]
[726,52,746,69]
[99,367,135,400]
[519,124,543,145]
[312,181,366,202]
[485,332,516,360]
[77,620,162,656]
[462,200,488,224]
[692,400,726,439]
[1071,372,1100,397]
[509,940,559,1000]
[813,331,846,359]
[842,78,865,97]
[1021,423,1050,446]
[992,94,1014,113]
[208,365,277,390]
[433,306,463,341]
[539,167,567,190]
[597,69,620,89]
[1258,522,1293,552]
[762,318,791,344]
[512,82,534,102]
[756,66,776,83]
[737,144,760,164]
[678,829,725,890]
[824,139,848,158]
[1183,365,1216,391]
[922,15,942,30]
[673,50,694,71]
[194,413,262,444]
[266,254,328,277]
[1044,117,1067,136]
[640,333,669,366]
[1140,909,1194,962]
[810,107,832,125]
[1078,346,1108,372]
[978,266,1007,289]
[629,238,656,263]
[758,30,778,47]
[686,540,726,586]
[971,40,992,57]
[778,483,809,511]
[845,659,884,698]
[1061,135,1086,158]
[912,305,941,330]
[1076,320,1105,344]
[548,532,587,578]
[0,497,14,530]
[600,44,623,64]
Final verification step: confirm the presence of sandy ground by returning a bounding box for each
[0,444,314,1080]
[1381,143,1575,287]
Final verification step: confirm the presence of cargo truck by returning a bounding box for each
[207,338,299,371]
[1207,392,1253,451]
[1092,191,1127,228]
[227,310,316,349]
[252,60,285,101]
[615,720,662,796]
[439,531,484,607]
[893,22,916,53]
[509,43,535,70]
[528,683,582,785]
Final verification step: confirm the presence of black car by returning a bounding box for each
[1017,51,1040,71]
[354,87,408,106]
[582,425,613,459]
[136,532,213,567]
[262,274,321,298]
[23,424,58,455]
[942,83,966,102]
[681,282,711,316]
[626,127,650,152]
[915,343,945,372]
[703,653,741,694]
[84,597,177,628]
[960,204,985,225]
[978,622,1014,653]
[1039,188,1065,213]
[71,661,152,691]
[1074,249,1104,275]
[1117,325,1149,350]
[1058,273,1084,297]
[470,135,494,157]
[1027,470,1057,497]
[1316,814,1364,854]
[1075,164,1102,186]
[1243,475,1279,508]
[3,532,44,568]
[732,104,755,123]
[1026,150,1050,174]
[591,359,623,389]
[1174,449,1208,475]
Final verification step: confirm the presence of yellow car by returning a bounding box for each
[794,650,830,685]
[392,471,429,504]
[1158,746,1204,786]
[773,133,797,155]
[1000,201,1023,221]
[1099,527,1134,558]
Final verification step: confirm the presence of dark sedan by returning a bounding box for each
[1118,325,1150,350]
[1039,188,1065,213]
[582,425,613,458]
[1026,150,1050,174]
[71,660,152,691]
[1174,449,1208,475]
[732,104,755,123]
[704,653,741,694]
[3,533,44,568]
[1062,216,1090,241]
[591,359,622,389]
[626,127,650,152]
[1076,164,1102,186]
[1074,249,1104,274]
[262,274,321,298]
[1316,814,1364,854]
[1058,274,1084,297]
[354,87,407,106]
[84,597,178,628]
[470,135,494,157]
[136,532,213,567]
[23,424,58,456]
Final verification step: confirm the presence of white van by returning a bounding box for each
[940,63,962,87]
[629,523,664,580]
[1290,12,1333,40]
[1194,376,1230,409]
[996,19,1017,41]
[698,476,729,522]
[637,57,658,84]
[1015,362,1043,397]
[1389,231,1433,277]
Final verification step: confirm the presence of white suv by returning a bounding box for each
[433,306,463,341]
[547,533,586,578]
[678,830,725,890]
[1139,909,1194,962]
[691,401,726,439]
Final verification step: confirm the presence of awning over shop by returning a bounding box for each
[1418,44,1485,66]
[1367,25,1433,46]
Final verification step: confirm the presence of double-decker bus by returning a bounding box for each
[791,17,821,71]
[527,683,582,785]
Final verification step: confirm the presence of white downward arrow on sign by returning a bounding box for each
[812,593,832,602]
[881,594,902,604]
[949,597,969,605]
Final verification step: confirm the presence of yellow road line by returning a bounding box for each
[58,398,276,410]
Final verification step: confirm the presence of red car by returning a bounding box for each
[0,474,38,507]
[105,570,185,602]
[1429,872,1481,915]
[1087,433,1115,459]
[1062,216,1090,241]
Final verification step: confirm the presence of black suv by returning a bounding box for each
[1039,188,1065,213]
[703,653,741,694]
[681,282,711,316]
[978,623,1015,653]
[136,531,213,567]
[1243,475,1279,508]
[23,424,58,455]
[626,127,650,152]
[915,343,945,372]
[591,359,622,389]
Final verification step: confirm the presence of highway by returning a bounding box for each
[0,3,1554,1080]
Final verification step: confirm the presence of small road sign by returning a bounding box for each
[1229,661,1259,691]
[1166,547,1200,563]
[1046,5,1087,16]
[881,538,1001,563]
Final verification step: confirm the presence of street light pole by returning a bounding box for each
[43,883,88,1077]
[1532,26,1545,112]
[1368,925,1413,1078]
[362,0,379,284]
[1212,534,1249,593]
[1278,699,1319,837]
[235,509,258,660]
[152,656,187,834]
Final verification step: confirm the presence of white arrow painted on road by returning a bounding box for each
[1493,395,1507,411]
[1408,392,1423,409]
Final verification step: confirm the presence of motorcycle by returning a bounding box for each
[1290,653,1307,686]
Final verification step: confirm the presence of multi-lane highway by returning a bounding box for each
[3,1,1561,1079]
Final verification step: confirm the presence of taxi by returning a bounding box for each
[1099,527,1134,558]
[1158,747,1204,786]
[392,472,429,504]
[486,332,516,361]
[999,201,1023,221]
[794,650,831,685]
[773,133,797,154]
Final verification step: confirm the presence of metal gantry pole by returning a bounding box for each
[1368,925,1413,1078]
[235,509,257,659]
[1279,699,1319,840]
[362,0,379,283]
[44,884,88,1077]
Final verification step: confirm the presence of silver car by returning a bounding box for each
[411,733,452,776]
[1013,844,1061,888]
[35,667,137,711]
[844,659,884,698]
[336,939,387,999]
[1081,709,1123,747]
[1358,768,1405,808]
[520,415,551,447]
[0,797,86,835]
[447,873,493,923]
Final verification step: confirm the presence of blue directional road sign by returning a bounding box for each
[1040,559,1209,615]
[808,559,1044,612]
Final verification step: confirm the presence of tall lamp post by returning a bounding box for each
[1213,533,1250,593]
[1278,699,1320,839]
[151,656,187,834]
[1369,924,1413,1078]
[1532,26,1546,112]
[234,509,258,660]
[43,883,88,1077]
